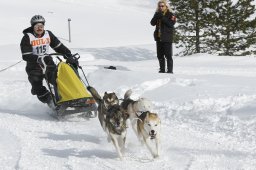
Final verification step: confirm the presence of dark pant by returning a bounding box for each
[26,61,57,103]
[156,41,173,73]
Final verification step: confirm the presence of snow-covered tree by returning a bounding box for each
[213,0,256,55]
[171,0,256,56]
[171,0,213,55]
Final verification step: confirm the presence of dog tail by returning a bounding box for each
[124,89,132,100]
[87,86,102,104]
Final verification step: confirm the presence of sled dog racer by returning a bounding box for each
[20,15,78,105]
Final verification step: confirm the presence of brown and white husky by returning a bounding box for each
[121,89,161,158]
[137,111,161,158]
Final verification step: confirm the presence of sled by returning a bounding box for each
[41,53,98,120]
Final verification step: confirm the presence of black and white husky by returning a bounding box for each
[105,104,128,159]
[89,87,128,159]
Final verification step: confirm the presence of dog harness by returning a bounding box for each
[138,111,149,121]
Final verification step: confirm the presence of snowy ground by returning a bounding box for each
[1,0,256,170]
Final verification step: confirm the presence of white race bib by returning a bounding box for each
[27,31,51,56]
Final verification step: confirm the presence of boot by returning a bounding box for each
[37,89,50,103]
[46,95,56,110]
[158,59,165,73]
[167,59,173,74]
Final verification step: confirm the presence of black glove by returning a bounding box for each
[154,12,163,19]
[66,54,79,68]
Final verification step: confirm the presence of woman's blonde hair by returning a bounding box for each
[156,0,171,12]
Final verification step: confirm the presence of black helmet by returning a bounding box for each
[30,15,45,26]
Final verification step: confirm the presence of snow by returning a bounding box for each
[0,0,256,170]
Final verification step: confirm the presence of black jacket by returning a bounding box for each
[20,27,71,68]
[150,10,176,42]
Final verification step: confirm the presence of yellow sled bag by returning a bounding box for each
[56,62,92,103]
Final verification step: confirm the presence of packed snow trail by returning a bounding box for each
[1,52,256,169]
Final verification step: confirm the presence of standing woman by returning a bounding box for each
[151,0,176,73]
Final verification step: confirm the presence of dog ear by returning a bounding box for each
[146,111,150,119]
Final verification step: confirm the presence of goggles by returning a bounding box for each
[34,23,44,29]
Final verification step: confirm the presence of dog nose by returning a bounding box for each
[151,130,155,134]
[116,122,120,126]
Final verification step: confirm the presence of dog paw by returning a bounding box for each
[119,156,124,161]
[107,135,111,142]
[153,154,159,159]
[139,140,144,146]
[121,148,125,154]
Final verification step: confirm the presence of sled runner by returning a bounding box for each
[40,53,98,120]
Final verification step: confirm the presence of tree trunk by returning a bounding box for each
[194,1,200,53]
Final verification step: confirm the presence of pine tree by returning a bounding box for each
[171,0,215,55]
[214,0,256,55]
[171,0,256,56]
[196,0,218,54]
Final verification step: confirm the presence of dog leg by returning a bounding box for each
[118,132,126,154]
[107,134,111,143]
[105,129,111,143]
[138,135,144,145]
[136,133,144,146]
[145,137,158,158]
[155,127,161,158]
[121,136,126,154]
[110,133,123,160]
[137,120,146,146]
[155,136,160,158]
[131,118,140,140]
[152,139,159,158]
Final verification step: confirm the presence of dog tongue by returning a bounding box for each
[149,133,156,139]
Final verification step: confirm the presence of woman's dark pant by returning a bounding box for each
[156,41,173,73]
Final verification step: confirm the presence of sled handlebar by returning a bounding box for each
[47,53,89,85]
[48,53,80,60]
[48,53,81,66]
